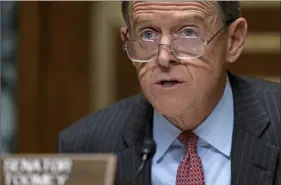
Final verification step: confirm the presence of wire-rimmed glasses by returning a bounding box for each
[124,37,206,63]
[123,23,230,63]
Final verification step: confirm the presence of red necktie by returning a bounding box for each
[176,132,205,185]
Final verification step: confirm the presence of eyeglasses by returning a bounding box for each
[124,24,229,63]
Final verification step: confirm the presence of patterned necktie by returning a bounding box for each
[176,132,205,185]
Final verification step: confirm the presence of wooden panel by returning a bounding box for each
[244,33,279,54]
[229,53,280,78]
[18,1,43,153]
[18,2,91,153]
[43,2,91,153]
[241,7,280,32]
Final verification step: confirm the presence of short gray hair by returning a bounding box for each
[121,1,240,26]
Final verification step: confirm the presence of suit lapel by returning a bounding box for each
[117,146,152,185]
[117,95,153,185]
[229,73,279,185]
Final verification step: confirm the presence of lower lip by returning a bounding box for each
[154,82,185,89]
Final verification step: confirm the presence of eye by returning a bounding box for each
[141,30,158,40]
[181,28,198,37]
[144,31,153,38]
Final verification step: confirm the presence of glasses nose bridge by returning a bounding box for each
[157,41,178,62]
[158,42,173,52]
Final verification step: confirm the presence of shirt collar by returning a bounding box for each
[153,110,182,162]
[153,77,234,162]
[193,77,234,157]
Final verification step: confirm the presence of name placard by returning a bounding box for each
[0,154,116,185]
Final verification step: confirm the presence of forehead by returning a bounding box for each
[129,1,218,26]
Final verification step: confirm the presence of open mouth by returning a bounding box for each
[156,80,184,87]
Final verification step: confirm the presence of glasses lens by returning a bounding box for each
[126,40,158,62]
[171,37,204,59]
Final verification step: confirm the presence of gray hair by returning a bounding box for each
[121,1,240,26]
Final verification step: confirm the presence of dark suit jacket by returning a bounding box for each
[57,73,281,185]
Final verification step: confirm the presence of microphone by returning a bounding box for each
[125,125,156,185]
[140,137,156,162]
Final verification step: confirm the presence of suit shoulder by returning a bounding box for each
[233,75,280,95]
[58,94,142,152]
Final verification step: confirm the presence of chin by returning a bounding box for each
[151,98,195,117]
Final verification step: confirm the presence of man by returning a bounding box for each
[57,1,280,185]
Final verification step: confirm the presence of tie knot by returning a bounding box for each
[177,132,198,153]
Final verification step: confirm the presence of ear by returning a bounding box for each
[225,18,248,63]
[120,27,128,42]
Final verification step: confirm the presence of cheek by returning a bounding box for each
[208,40,227,63]
[135,62,155,81]
[134,63,154,97]
[194,42,226,74]
[176,45,226,93]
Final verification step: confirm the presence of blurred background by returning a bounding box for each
[0,1,280,154]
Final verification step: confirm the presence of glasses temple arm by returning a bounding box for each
[206,20,233,45]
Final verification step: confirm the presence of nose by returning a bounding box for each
[156,44,178,68]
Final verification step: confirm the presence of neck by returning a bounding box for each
[167,74,227,131]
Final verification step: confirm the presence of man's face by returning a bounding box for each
[123,2,231,116]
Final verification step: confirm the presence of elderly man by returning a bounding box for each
[58,2,280,185]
